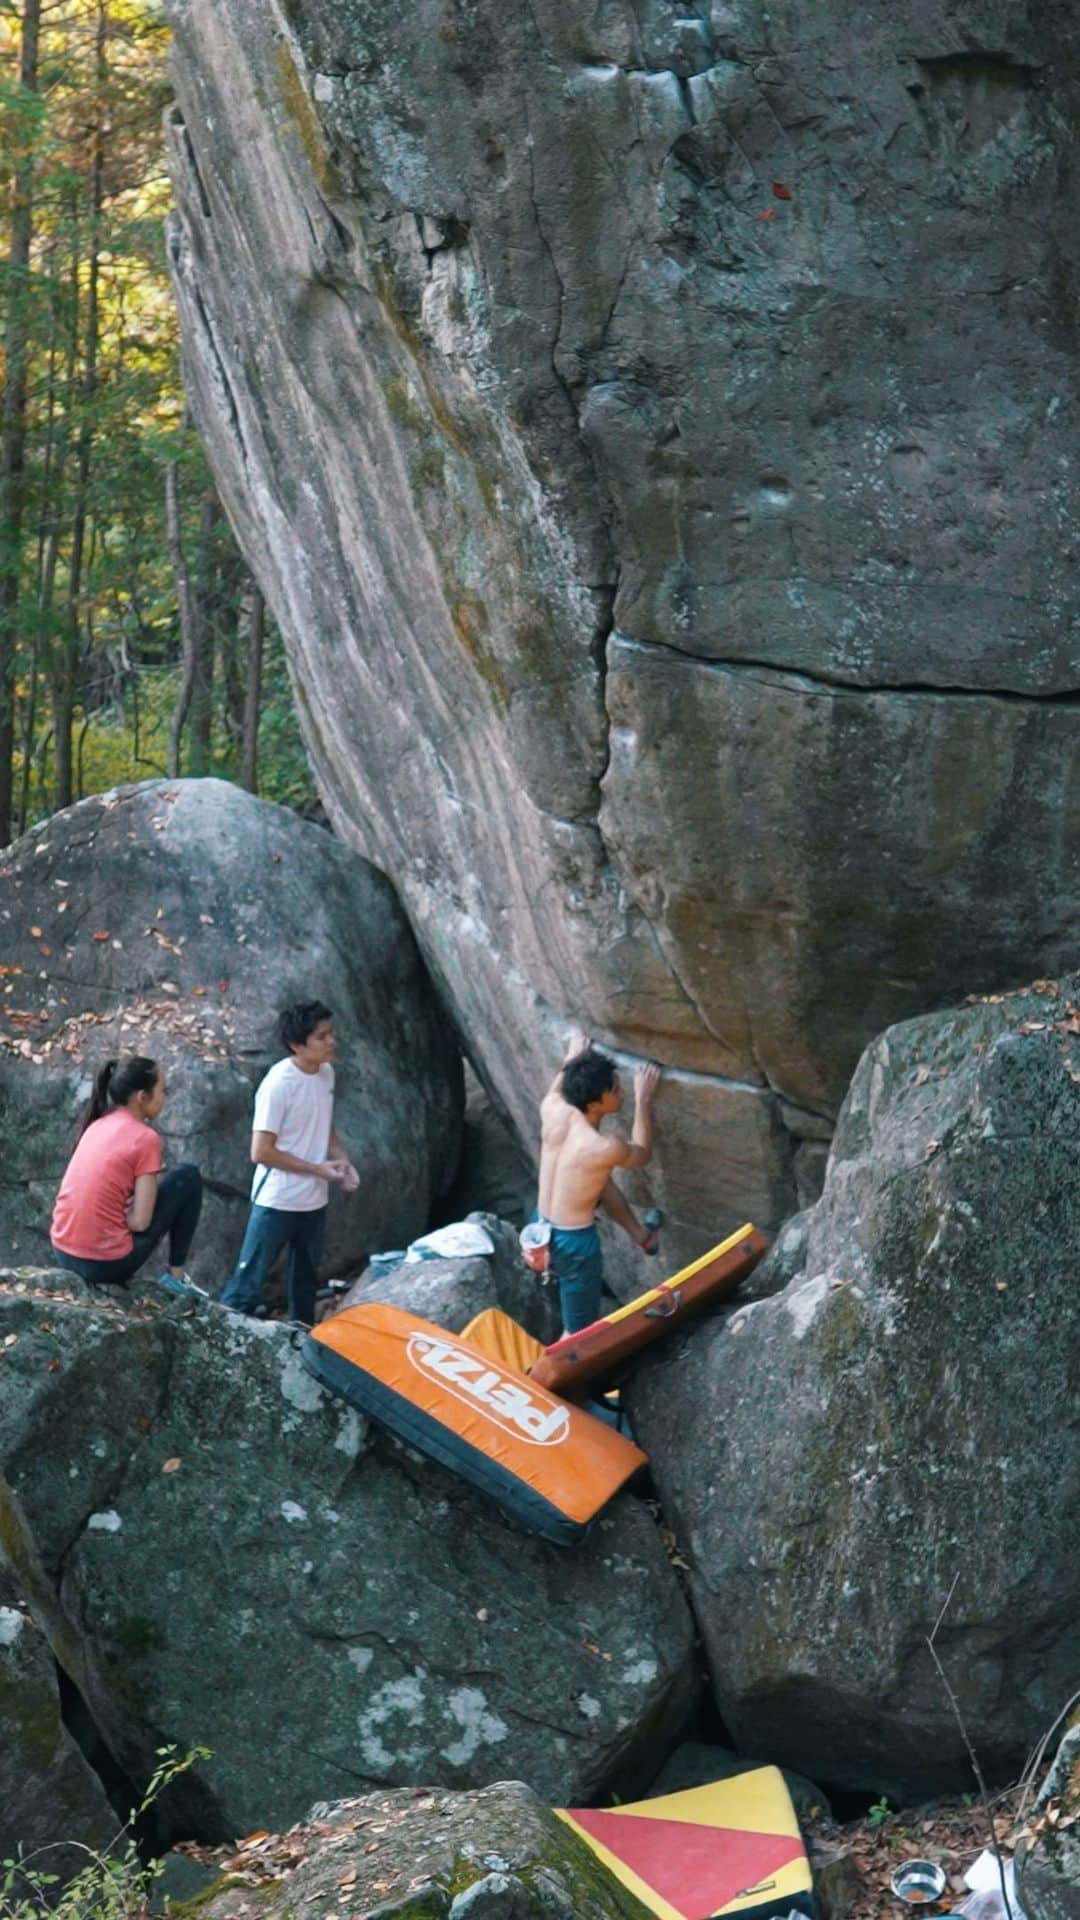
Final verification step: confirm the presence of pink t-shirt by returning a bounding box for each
[51,1109,163,1260]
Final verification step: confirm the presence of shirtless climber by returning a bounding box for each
[536,1031,662,1335]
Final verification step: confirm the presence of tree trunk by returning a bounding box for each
[58,0,108,812]
[0,0,43,844]
[166,459,198,777]
[187,488,220,775]
[240,584,265,793]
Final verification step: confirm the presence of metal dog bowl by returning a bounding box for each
[891,1860,947,1906]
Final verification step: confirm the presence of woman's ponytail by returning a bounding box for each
[78,1055,159,1137]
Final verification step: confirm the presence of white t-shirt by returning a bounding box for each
[250,1057,335,1212]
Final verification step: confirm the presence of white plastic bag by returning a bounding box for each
[403,1221,496,1264]
[952,1852,1026,1920]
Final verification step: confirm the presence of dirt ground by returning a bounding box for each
[805,1784,1027,1920]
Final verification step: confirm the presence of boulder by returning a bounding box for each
[645,1740,830,1823]
[627,978,1080,1799]
[337,1213,561,1344]
[438,1069,535,1232]
[0,780,463,1287]
[165,0,1080,1265]
[191,1781,650,1919]
[0,1271,696,1840]
[1017,1725,1080,1920]
[0,1570,117,1887]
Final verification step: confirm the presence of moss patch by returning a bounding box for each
[450,591,509,710]
[274,46,340,199]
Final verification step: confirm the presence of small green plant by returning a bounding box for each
[0,1743,210,1920]
[868,1796,893,1826]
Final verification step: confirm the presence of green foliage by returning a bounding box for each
[0,1742,210,1920]
[0,0,315,837]
[868,1796,893,1826]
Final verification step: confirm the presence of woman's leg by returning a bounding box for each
[129,1165,203,1273]
[50,1247,143,1286]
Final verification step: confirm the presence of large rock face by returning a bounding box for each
[0,780,462,1285]
[0,1273,696,1839]
[0,1572,116,1885]
[626,978,1080,1800]
[164,0,1080,1264]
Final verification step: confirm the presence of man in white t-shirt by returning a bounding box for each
[220,1000,359,1325]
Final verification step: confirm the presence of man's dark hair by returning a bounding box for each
[561,1046,618,1113]
[278,1001,333,1055]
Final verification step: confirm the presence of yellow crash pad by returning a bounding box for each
[459,1306,546,1377]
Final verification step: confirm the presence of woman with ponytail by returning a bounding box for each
[50,1056,204,1297]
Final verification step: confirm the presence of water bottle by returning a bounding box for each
[643,1207,663,1254]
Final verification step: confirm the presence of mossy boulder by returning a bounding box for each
[0,1565,115,1885]
[191,1781,650,1919]
[629,978,1080,1799]
[1018,1725,1080,1920]
[0,778,463,1287]
[0,1273,696,1841]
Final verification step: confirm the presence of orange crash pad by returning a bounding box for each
[531,1224,768,1398]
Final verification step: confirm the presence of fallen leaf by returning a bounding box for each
[757,205,776,222]
[48,1358,61,1372]
[996,1282,1008,1292]
[92,930,110,942]
[913,1065,930,1085]
[337,1870,358,1889]
[38,944,51,958]
[138,1415,152,1433]
[29,925,42,937]
[924,1139,940,1158]
[772,180,793,199]
[162,1456,182,1474]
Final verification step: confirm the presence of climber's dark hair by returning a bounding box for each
[79,1056,160,1137]
[561,1047,618,1113]
[277,1001,333,1056]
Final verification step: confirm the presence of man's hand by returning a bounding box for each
[634,1062,662,1104]
[564,1027,592,1060]
[340,1162,360,1194]
[317,1160,348,1184]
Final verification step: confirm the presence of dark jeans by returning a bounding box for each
[52,1164,203,1287]
[220,1204,327,1327]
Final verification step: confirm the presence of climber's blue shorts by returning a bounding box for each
[533,1211,604,1335]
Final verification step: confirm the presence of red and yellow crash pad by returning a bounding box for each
[532,1223,769,1399]
[559,1768,814,1920]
